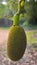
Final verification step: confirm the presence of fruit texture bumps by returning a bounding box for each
[7,25,27,61]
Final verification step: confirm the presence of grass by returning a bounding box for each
[0,27,9,30]
[26,30,37,45]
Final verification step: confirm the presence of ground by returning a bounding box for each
[0,29,37,65]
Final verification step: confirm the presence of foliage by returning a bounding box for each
[0,0,37,25]
[28,17,37,25]
[0,4,8,18]
[25,0,37,18]
[7,0,18,14]
[25,0,37,25]
[0,0,18,19]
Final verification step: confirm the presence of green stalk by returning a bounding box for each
[13,0,25,26]
[18,0,25,13]
[13,11,20,25]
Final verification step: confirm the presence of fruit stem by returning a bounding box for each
[13,0,25,25]
[13,12,20,25]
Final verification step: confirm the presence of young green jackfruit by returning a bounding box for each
[7,25,27,61]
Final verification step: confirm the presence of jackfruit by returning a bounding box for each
[7,25,27,61]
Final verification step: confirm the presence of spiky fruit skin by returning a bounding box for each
[7,25,27,61]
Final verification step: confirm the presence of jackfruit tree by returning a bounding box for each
[7,0,27,61]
